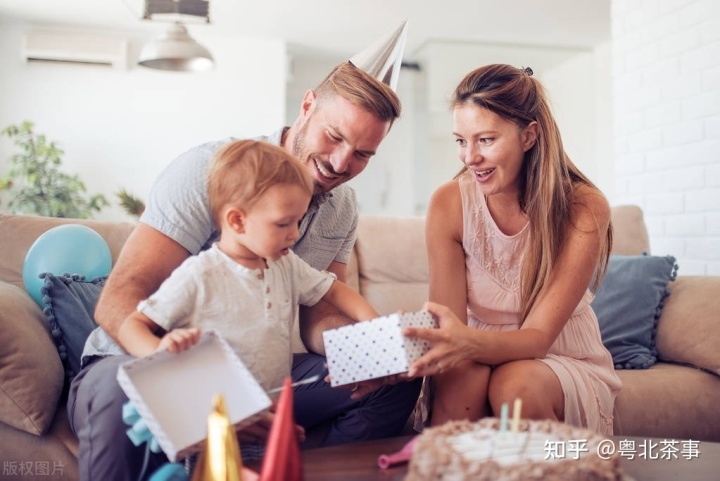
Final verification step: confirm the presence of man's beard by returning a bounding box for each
[292,120,337,195]
[291,119,308,160]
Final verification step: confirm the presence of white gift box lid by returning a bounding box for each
[323,311,437,387]
[116,330,271,461]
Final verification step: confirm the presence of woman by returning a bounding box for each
[405,64,621,434]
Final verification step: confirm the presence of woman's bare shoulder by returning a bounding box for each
[427,178,463,239]
[429,178,461,206]
[570,184,611,232]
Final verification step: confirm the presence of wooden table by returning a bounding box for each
[250,434,720,481]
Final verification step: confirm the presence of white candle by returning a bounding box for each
[511,398,522,434]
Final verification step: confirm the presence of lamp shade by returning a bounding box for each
[138,22,214,72]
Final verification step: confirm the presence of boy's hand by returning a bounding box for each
[156,327,201,353]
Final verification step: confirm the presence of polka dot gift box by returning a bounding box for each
[323,311,438,387]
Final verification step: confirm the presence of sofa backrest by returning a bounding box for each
[1,204,652,312]
[352,215,428,315]
[0,214,135,289]
[607,204,651,256]
[349,205,652,315]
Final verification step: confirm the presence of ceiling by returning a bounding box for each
[0,0,610,61]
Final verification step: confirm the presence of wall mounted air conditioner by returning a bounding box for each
[21,31,129,69]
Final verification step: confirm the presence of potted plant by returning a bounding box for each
[116,188,145,218]
[0,121,108,218]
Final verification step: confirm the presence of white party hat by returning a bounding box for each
[349,20,408,92]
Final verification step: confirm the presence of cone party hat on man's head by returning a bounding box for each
[349,19,408,92]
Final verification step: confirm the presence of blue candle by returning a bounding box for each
[499,402,509,433]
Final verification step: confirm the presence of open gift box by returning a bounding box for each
[323,311,437,387]
[117,330,271,461]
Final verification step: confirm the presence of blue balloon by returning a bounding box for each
[23,224,112,306]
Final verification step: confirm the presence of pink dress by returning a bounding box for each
[416,171,622,435]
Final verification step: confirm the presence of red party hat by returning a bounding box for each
[259,377,303,481]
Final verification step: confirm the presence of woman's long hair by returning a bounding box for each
[452,64,612,322]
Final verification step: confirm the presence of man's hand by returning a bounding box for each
[328,373,409,400]
[236,407,305,445]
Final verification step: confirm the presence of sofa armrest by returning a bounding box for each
[655,276,720,375]
[0,281,65,435]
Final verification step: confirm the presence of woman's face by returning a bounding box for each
[452,102,537,198]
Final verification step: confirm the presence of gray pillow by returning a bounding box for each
[40,273,105,382]
[591,254,678,369]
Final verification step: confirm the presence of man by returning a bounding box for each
[68,21,421,481]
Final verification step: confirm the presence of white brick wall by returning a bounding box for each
[612,0,720,275]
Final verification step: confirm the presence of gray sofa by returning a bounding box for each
[1,205,719,480]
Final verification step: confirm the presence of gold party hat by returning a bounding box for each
[192,394,244,481]
[349,20,409,92]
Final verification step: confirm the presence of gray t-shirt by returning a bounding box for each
[81,128,359,361]
[141,128,359,268]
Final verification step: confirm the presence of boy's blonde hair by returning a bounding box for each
[207,140,314,227]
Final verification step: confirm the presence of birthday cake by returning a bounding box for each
[405,418,623,481]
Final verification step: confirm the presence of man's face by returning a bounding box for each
[292,91,391,194]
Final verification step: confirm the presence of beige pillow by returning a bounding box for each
[656,276,720,375]
[0,282,64,435]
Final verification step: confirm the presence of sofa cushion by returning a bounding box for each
[355,216,429,314]
[0,281,64,435]
[614,363,720,441]
[40,273,105,381]
[655,276,720,376]
[591,254,678,369]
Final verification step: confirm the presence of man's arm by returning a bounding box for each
[95,223,191,341]
[298,260,354,355]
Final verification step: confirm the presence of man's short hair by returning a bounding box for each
[315,62,402,124]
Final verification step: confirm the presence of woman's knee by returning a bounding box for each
[432,361,491,419]
[434,360,490,394]
[487,362,563,420]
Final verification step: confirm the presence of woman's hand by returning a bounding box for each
[404,301,477,378]
[156,327,201,353]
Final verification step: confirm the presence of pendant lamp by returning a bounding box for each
[138,21,214,72]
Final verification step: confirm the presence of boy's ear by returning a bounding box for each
[225,207,246,233]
